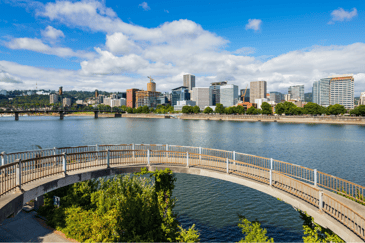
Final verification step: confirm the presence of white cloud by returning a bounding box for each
[41,25,65,40]
[245,19,262,31]
[329,8,357,24]
[3,0,365,96]
[139,2,150,11]
[233,47,256,55]
[5,38,95,59]
[164,9,169,13]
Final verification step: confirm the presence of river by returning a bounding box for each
[1,116,364,242]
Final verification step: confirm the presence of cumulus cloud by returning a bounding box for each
[233,47,256,55]
[5,38,95,59]
[41,25,65,39]
[329,8,357,24]
[139,2,150,11]
[245,19,262,31]
[0,70,23,84]
[2,0,365,96]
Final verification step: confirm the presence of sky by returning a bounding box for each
[0,0,364,95]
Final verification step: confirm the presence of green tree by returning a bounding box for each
[126,107,133,113]
[283,102,297,115]
[246,106,257,115]
[192,105,200,113]
[225,107,234,114]
[215,103,225,114]
[275,103,285,115]
[142,105,150,114]
[182,106,193,114]
[203,107,213,113]
[238,216,274,243]
[234,105,245,114]
[327,104,346,115]
[304,102,322,115]
[261,102,273,115]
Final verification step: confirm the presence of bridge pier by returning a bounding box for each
[15,112,19,121]
[60,111,64,120]
[94,111,99,119]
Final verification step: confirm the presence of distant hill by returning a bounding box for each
[304,93,312,102]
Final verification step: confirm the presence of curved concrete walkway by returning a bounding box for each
[0,163,364,242]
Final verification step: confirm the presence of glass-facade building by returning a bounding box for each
[329,76,354,109]
[171,86,190,106]
[269,91,282,104]
[288,85,304,101]
[220,84,239,107]
[312,78,330,107]
[209,81,227,105]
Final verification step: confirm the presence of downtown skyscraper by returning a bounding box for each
[183,74,196,91]
[250,81,267,103]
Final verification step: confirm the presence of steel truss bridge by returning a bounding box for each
[0,144,364,241]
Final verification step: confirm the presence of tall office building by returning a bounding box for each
[312,78,330,107]
[135,80,160,108]
[359,92,365,105]
[269,92,282,104]
[250,81,267,103]
[171,86,190,106]
[329,75,354,109]
[209,81,227,105]
[288,85,304,101]
[126,88,140,108]
[50,94,59,104]
[191,87,211,108]
[95,89,99,98]
[220,84,239,107]
[183,74,196,91]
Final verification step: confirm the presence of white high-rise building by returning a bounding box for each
[359,92,365,105]
[288,85,304,101]
[191,87,210,108]
[63,98,71,107]
[220,84,239,107]
[183,74,196,91]
[312,78,330,107]
[50,94,59,104]
[329,75,354,109]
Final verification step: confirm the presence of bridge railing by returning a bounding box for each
[1,144,364,206]
[322,193,365,239]
[0,148,365,240]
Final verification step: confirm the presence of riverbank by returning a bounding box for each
[120,113,365,125]
[179,114,365,125]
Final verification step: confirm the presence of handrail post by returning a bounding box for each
[62,153,67,176]
[107,149,110,168]
[319,191,323,211]
[233,151,236,161]
[16,159,21,191]
[199,147,202,160]
[96,144,99,163]
[269,169,272,186]
[187,152,189,168]
[1,152,6,166]
[314,169,317,187]
[270,158,273,170]
[166,144,169,159]
[147,149,150,166]
[226,158,229,173]
[132,143,135,158]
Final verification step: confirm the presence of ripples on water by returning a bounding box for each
[1,116,365,242]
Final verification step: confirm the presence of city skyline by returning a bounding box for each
[0,0,364,95]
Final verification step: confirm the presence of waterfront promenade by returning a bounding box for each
[0,144,364,242]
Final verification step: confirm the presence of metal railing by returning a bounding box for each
[0,146,365,240]
[1,144,364,205]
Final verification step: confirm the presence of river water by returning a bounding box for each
[1,116,364,242]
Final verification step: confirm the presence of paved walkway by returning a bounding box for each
[0,209,70,242]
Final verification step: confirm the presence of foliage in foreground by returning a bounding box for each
[38,168,200,242]
[237,215,274,243]
[298,210,343,243]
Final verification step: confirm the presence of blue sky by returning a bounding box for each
[0,0,364,95]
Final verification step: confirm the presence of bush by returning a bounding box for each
[203,107,213,113]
